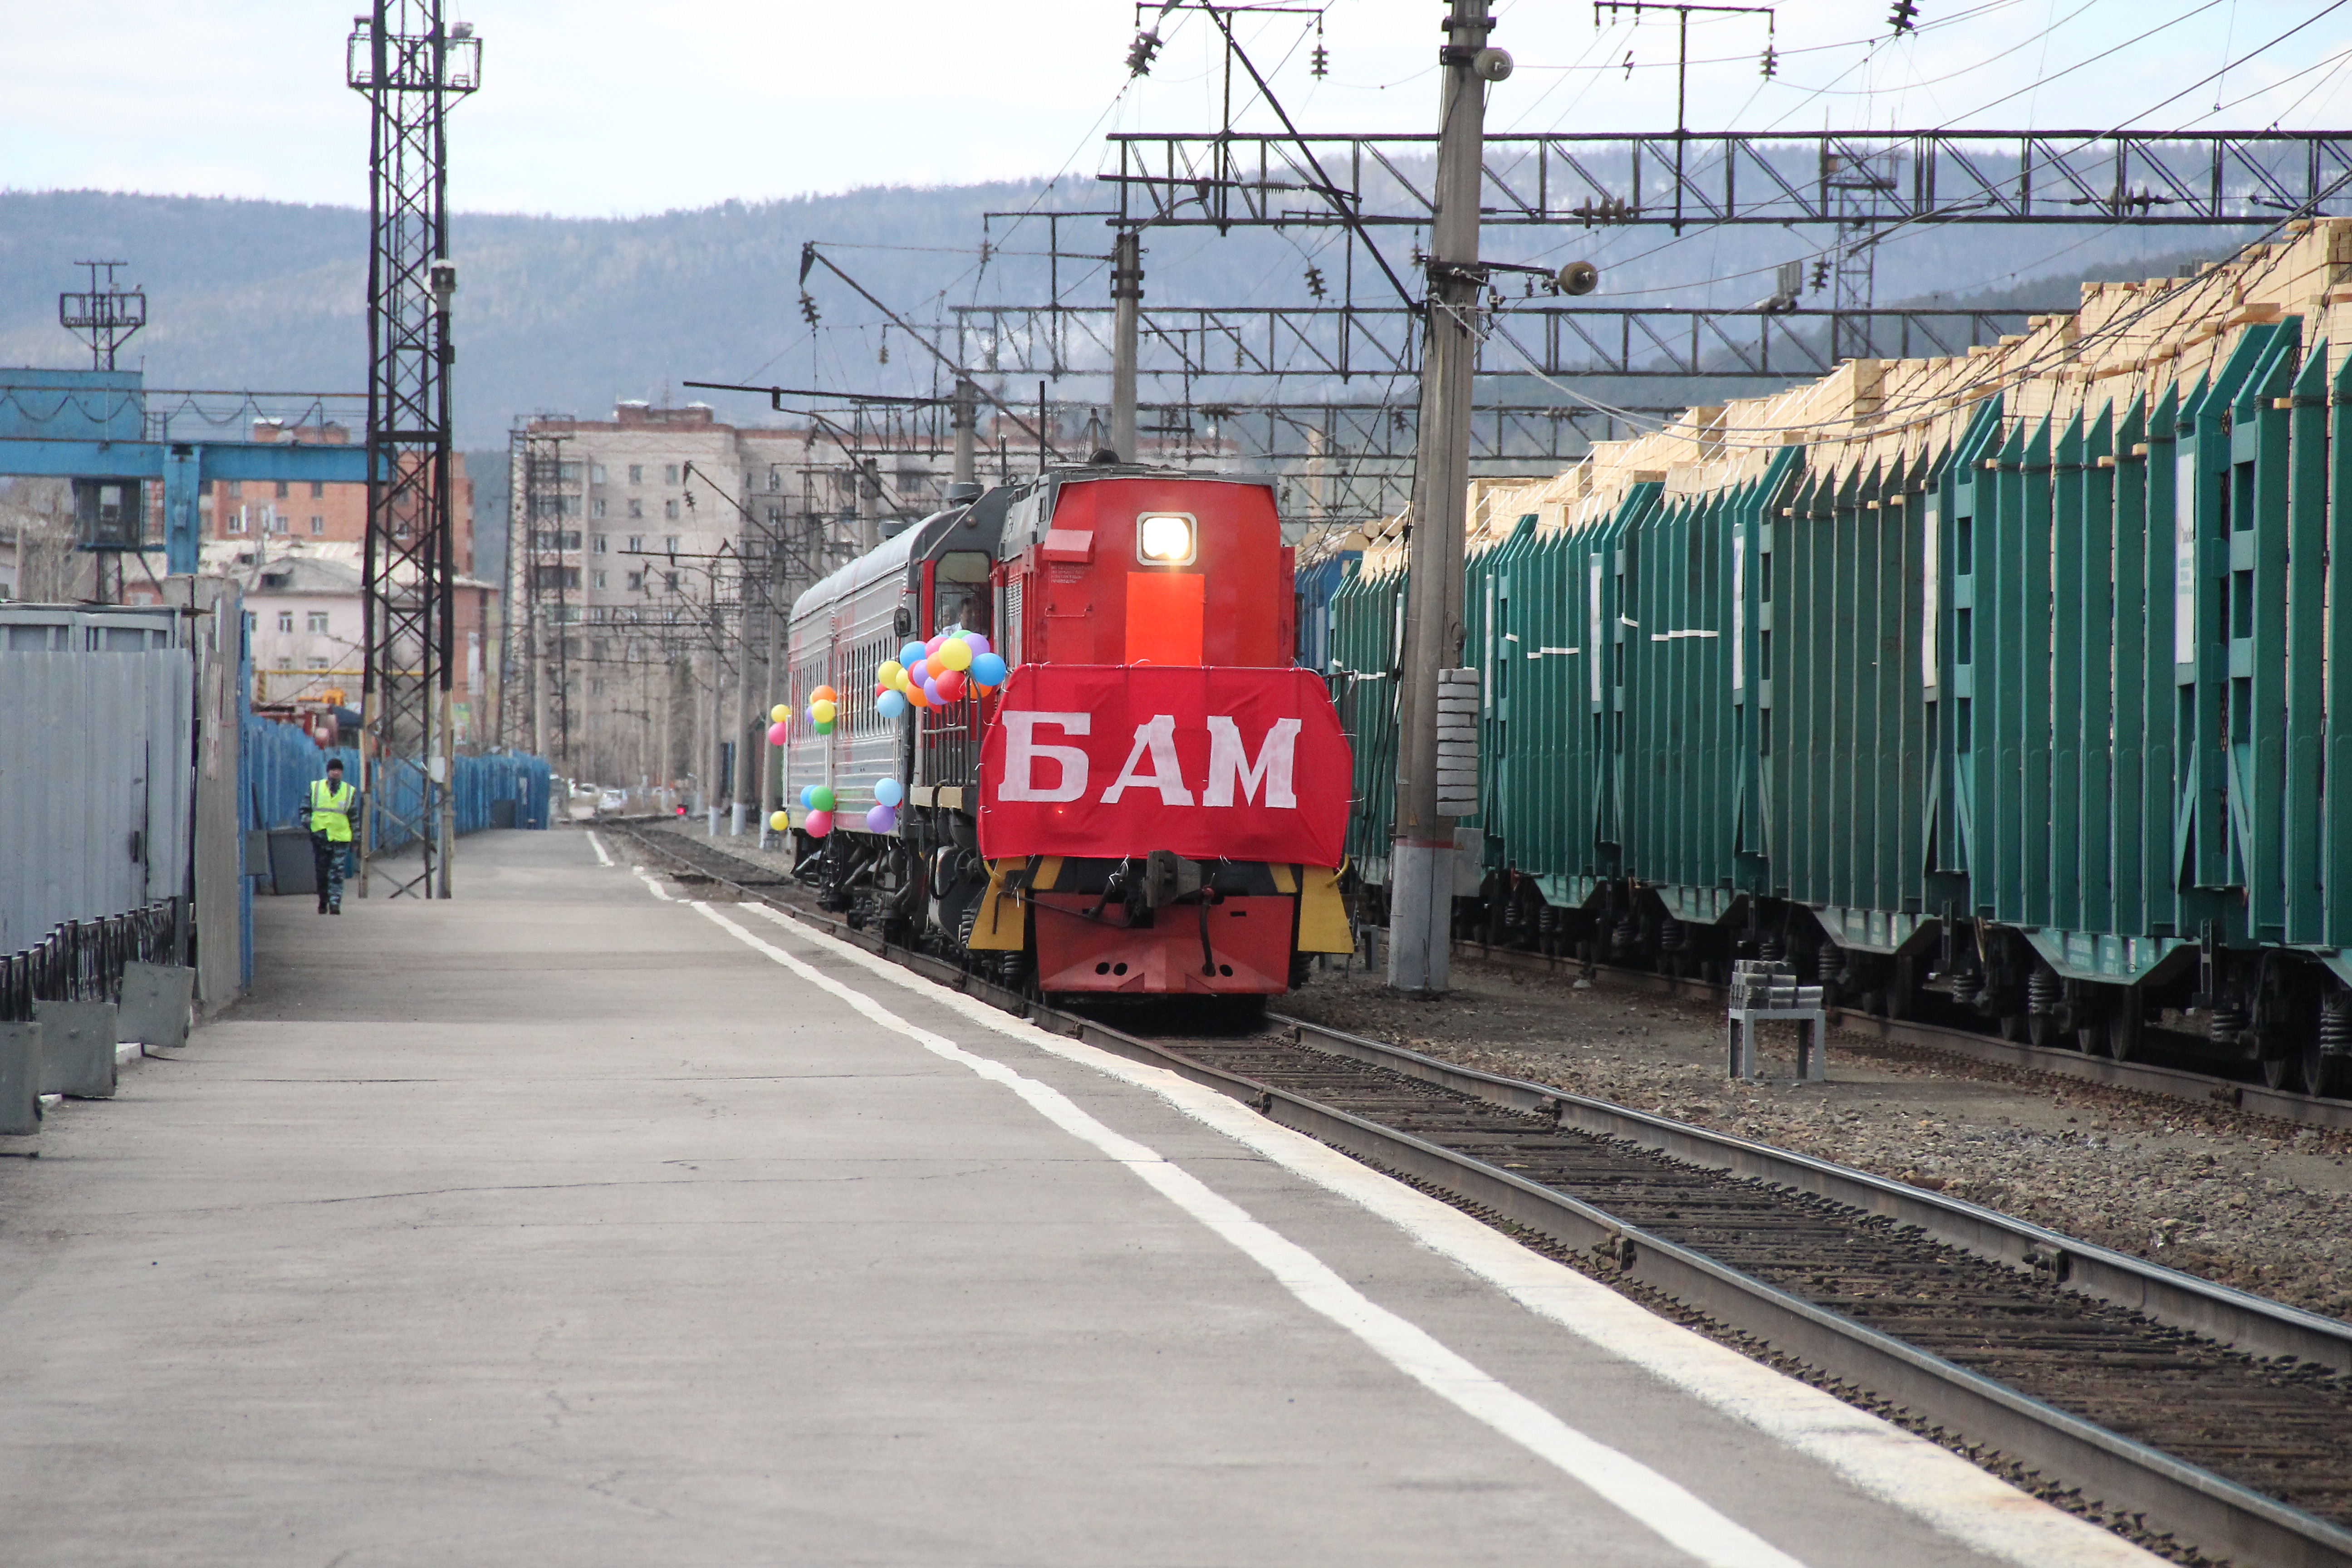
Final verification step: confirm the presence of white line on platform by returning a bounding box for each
[632,867,670,901]
[733,900,2161,1568]
[584,831,614,867]
[691,899,1805,1568]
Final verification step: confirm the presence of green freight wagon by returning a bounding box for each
[1324,221,2352,1097]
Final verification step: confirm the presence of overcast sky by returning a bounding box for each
[3,1,2348,217]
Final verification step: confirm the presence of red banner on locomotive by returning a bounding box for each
[978,665,1350,867]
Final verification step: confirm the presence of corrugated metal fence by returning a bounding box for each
[0,649,194,953]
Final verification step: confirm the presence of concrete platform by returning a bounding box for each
[0,828,2161,1568]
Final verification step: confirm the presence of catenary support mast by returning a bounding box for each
[348,3,478,900]
[1110,229,1141,461]
[1390,0,1496,995]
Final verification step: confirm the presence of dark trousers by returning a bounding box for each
[311,833,349,909]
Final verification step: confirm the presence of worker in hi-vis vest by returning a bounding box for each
[301,759,359,915]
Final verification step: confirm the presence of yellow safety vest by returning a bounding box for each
[309,778,357,843]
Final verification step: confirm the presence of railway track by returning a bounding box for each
[1451,942,2352,1135]
[608,823,2352,1567]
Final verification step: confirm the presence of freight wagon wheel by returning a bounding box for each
[1997,1013,2027,1043]
[2026,1009,2062,1049]
[2108,1001,2147,1063]
[2259,1049,2304,1094]
[2311,990,2352,1100]
[2308,1040,2352,1100]
[2077,1022,2111,1058]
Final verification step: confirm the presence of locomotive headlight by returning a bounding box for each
[1137,512,1196,565]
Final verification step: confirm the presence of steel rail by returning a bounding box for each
[1269,1011,2352,1376]
[1450,941,2352,1132]
[607,825,2352,1568]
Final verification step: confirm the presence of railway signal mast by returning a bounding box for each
[1391,1,1510,996]
[347,1,479,900]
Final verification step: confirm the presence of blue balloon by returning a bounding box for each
[899,640,928,667]
[970,652,1008,686]
[799,784,816,808]
[875,688,908,719]
[874,777,905,808]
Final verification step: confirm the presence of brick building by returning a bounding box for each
[199,419,479,575]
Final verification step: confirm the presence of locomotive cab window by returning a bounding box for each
[934,550,993,638]
[1137,512,1196,566]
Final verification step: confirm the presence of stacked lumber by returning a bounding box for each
[1352,217,2352,571]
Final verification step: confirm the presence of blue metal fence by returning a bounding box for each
[242,720,551,842]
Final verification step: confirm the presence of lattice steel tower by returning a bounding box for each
[347,4,479,899]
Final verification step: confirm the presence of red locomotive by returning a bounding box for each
[783,458,1354,1000]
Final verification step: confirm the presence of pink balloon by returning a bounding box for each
[925,632,948,654]
[803,809,833,838]
[932,667,966,702]
[766,720,790,746]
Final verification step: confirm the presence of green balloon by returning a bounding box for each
[809,784,837,813]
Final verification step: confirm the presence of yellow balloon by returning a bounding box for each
[768,810,791,832]
[934,637,973,672]
[811,699,838,724]
[876,659,905,686]
[769,704,790,724]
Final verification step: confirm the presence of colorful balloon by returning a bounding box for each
[960,632,991,656]
[925,632,947,655]
[770,703,791,724]
[876,659,905,686]
[899,640,927,666]
[876,689,908,719]
[873,777,904,808]
[906,658,929,685]
[768,809,791,832]
[970,652,1008,686]
[932,668,966,702]
[766,721,790,746]
[810,684,837,704]
[808,784,836,813]
[814,718,834,735]
[907,681,931,708]
[810,699,838,724]
[803,809,833,838]
[934,638,972,673]
[864,804,897,833]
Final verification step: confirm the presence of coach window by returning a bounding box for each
[933,551,993,638]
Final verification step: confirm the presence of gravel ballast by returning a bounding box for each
[1281,956,2352,1322]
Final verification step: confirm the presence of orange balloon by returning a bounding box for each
[907,682,931,707]
[810,685,838,704]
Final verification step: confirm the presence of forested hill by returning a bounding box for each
[0,183,1069,447]
[2,183,2241,449]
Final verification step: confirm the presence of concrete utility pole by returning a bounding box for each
[1389,0,1504,996]
[857,459,881,551]
[1110,229,1142,462]
[730,550,757,837]
[952,378,979,486]
[758,554,786,847]
[706,649,725,835]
